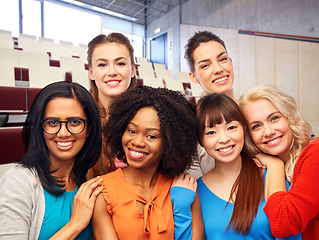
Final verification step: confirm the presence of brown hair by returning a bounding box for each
[197,93,264,234]
[86,33,137,178]
[184,31,227,73]
[87,33,136,118]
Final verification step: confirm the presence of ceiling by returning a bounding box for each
[72,0,190,25]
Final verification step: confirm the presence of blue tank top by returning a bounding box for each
[197,169,301,240]
[38,186,93,240]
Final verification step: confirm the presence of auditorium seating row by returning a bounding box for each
[0,86,42,173]
[0,30,89,89]
[1,30,204,97]
[0,31,205,175]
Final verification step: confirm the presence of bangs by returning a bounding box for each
[197,93,246,138]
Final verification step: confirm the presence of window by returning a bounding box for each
[22,0,42,37]
[44,1,101,45]
[0,0,19,37]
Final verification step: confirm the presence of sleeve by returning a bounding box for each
[170,186,196,240]
[0,172,34,240]
[101,181,114,216]
[264,141,319,238]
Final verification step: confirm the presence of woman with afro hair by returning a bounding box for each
[91,86,204,240]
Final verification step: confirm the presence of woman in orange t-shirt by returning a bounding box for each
[91,86,204,240]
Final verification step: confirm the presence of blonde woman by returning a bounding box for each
[239,85,318,239]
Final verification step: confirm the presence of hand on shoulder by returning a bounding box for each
[171,173,197,193]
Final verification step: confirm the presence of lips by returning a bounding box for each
[128,147,148,160]
[216,145,234,155]
[213,75,228,84]
[263,136,283,146]
[105,79,121,87]
[55,141,74,150]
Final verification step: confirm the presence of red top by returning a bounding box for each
[101,168,174,240]
[264,138,319,240]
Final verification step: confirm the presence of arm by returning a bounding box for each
[254,153,286,201]
[49,177,103,240]
[0,169,36,240]
[264,140,319,237]
[171,173,204,240]
[91,193,118,240]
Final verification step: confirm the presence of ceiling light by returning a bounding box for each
[92,6,124,18]
[155,28,161,34]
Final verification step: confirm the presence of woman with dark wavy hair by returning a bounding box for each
[0,81,103,240]
[91,86,203,240]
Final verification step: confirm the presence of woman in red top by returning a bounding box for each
[239,85,319,240]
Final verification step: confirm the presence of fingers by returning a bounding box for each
[76,176,103,200]
[171,173,197,192]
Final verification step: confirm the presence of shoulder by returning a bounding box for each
[1,163,39,185]
[293,138,319,177]
[101,168,122,182]
[299,138,319,161]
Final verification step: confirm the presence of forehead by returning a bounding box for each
[193,41,226,61]
[92,42,130,59]
[44,98,86,118]
[244,99,277,121]
[130,107,160,129]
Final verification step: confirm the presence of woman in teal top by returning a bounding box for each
[0,81,103,240]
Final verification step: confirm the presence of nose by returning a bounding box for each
[131,133,146,147]
[107,64,117,76]
[218,131,230,143]
[57,123,71,137]
[212,61,223,74]
[263,123,275,137]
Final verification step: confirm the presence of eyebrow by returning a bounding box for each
[95,56,128,63]
[128,122,160,132]
[248,111,281,127]
[197,51,227,65]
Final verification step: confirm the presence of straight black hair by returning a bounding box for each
[21,81,102,195]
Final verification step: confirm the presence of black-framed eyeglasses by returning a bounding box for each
[41,117,88,134]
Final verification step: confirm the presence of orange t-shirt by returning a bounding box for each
[101,168,174,240]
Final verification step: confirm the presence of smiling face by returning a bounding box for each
[121,107,163,171]
[43,98,88,167]
[201,117,244,165]
[189,40,234,97]
[244,99,294,162]
[89,42,135,104]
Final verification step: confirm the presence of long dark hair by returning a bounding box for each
[21,81,102,195]
[197,93,264,234]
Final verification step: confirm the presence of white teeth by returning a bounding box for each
[57,142,72,147]
[107,80,120,84]
[267,137,280,145]
[130,150,146,156]
[214,76,227,83]
[219,146,233,152]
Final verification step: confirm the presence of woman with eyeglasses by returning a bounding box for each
[0,81,103,240]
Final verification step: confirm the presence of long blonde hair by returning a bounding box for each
[239,85,311,182]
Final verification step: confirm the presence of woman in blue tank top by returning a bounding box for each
[171,93,300,240]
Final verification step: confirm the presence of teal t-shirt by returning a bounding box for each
[38,186,92,240]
